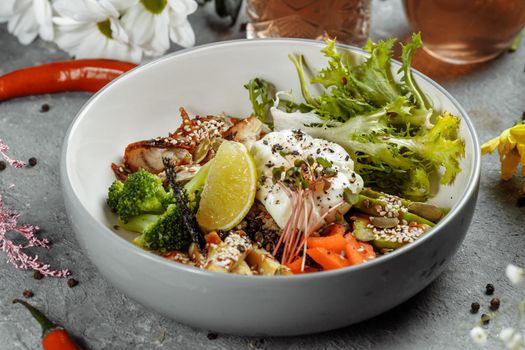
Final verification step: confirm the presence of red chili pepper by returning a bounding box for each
[0,59,137,101]
[13,299,81,350]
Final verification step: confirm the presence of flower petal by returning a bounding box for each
[517,144,525,166]
[121,3,156,46]
[54,21,94,53]
[109,17,129,43]
[107,0,139,12]
[73,27,109,58]
[53,0,110,22]
[150,9,170,53]
[506,264,525,284]
[98,0,121,18]
[169,18,195,47]
[33,0,54,41]
[105,39,143,63]
[500,149,521,180]
[510,124,525,144]
[0,0,16,23]
[470,326,488,345]
[168,0,198,17]
[481,136,499,155]
[8,1,39,45]
[499,327,524,350]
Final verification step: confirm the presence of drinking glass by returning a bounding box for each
[246,0,371,46]
[403,0,525,64]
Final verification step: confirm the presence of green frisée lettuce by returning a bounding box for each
[245,33,465,201]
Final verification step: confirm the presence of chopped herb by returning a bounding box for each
[272,166,285,181]
[316,157,332,168]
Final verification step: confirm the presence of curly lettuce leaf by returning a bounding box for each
[398,32,430,111]
[244,78,276,128]
[248,35,464,200]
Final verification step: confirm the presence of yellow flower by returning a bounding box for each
[481,123,525,182]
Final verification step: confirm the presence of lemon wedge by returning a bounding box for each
[196,141,257,231]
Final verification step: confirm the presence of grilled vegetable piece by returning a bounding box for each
[107,168,174,223]
[232,260,253,275]
[351,215,430,250]
[245,248,289,275]
[354,194,435,227]
[204,232,252,273]
[360,187,446,223]
[352,216,375,242]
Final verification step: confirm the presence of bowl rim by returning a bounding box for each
[61,38,481,282]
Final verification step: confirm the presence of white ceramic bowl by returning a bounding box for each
[61,39,480,336]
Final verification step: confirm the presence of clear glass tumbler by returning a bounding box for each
[403,0,525,64]
[246,0,371,46]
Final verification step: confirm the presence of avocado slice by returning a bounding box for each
[352,216,375,242]
[351,215,405,250]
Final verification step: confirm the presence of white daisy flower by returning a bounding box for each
[121,0,198,56]
[506,264,525,285]
[500,328,524,350]
[53,0,142,63]
[0,0,54,44]
[470,326,488,346]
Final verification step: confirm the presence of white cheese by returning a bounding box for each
[251,129,363,229]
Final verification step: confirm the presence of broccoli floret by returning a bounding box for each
[123,205,192,252]
[107,180,125,212]
[107,164,212,252]
[109,169,175,223]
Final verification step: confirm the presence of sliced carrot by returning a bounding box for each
[345,244,366,265]
[285,258,319,274]
[344,233,361,248]
[307,233,347,253]
[361,242,376,260]
[307,247,350,270]
[204,231,222,245]
[344,234,376,266]
[323,223,346,236]
[285,258,304,274]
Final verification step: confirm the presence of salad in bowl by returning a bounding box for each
[105,34,464,276]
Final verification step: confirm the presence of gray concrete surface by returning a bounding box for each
[1,1,525,349]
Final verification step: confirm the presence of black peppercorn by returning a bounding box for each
[485,283,495,295]
[23,290,34,298]
[40,103,50,113]
[28,157,37,167]
[67,278,79,288]
[0,161,6,171]
[33,270,44,280]
[207,332,218,340]
[481,313,490,324]
[490,297,501,311]
[470,302,480,314]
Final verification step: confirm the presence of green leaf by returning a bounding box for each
[398,32,430,110]
[244,78,276,128]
